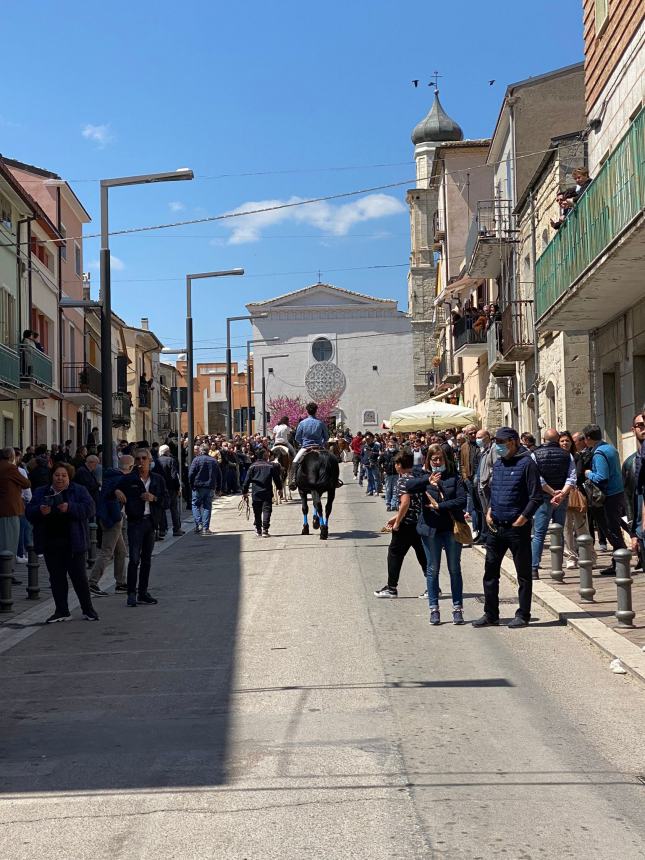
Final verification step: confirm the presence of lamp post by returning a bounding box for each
[226,313,268,439]
[186,270,244,463]
[261,354,289,436]
[100,168,193,467]
[247,337,279,435]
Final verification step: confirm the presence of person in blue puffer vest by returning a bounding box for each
[473,426,542,629]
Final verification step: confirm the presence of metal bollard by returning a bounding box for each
[614,548,635,628]
[0,550,14,612]
[87,522,98,569]
[577,534,595,602]
[26,546,40,600]
[548,522,564,583]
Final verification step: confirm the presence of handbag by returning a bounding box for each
[451,515,473,545]
[567,486,587,513]
[583,479,605,509]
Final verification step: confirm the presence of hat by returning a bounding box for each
[495,426,520,442]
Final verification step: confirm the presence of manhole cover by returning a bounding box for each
[475,596,518,605]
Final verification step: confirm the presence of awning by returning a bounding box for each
[388,399,477,431]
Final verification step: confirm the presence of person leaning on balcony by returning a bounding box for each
[0,447,31,582]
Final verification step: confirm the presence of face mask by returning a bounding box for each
[475,438,485,448]
[495,443,509,458]
[431,465,446,474]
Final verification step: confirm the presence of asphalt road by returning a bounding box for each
[1,464,645,859]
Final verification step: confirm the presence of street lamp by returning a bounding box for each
[261,354,289,436]
[225,313,268,439]
[186,270,244,463]
[246,337,279,435]
[100,168,194,467]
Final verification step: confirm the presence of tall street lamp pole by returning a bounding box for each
[261,354,289,436]
[247,337,279,435]
[226,313,267,439]
[99,168,193,468]
[186,270,244,464]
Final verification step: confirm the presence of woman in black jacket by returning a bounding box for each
[406,444,467,626]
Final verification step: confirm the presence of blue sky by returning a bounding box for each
[1,1,583,365]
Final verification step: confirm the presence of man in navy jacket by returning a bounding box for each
[188,445,222,535]
[473,426,542,629]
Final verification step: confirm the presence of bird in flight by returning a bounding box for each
[412,79,419,87]
[489,79,495,86]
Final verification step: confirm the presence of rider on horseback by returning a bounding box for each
[288,402,329,491]
[272,416,295,457]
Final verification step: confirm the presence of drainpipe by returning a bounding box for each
[26,219,34,447]
[56,186,63,444]
[530,191,540,440]
[16,216,34,450]
[589,331,599,422]
[507,95,519,210]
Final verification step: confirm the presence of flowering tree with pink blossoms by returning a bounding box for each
[266,395,340,430]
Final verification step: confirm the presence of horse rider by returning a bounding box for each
[272,416,295,457]
[289,402,329,490]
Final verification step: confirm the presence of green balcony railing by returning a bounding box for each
[0,344,20,390]
[535,108,645,321]
[19,343,53,388]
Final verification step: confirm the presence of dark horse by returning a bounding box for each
[297,448,340,540]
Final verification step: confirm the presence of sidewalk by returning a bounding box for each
[474,537,645,686]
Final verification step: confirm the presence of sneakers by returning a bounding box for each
[137,593,158,605]
[127,594,137,607]
[115,583,128,592]
[262,529,270,538]
[417,588,428,599]
[430,608,440,625]
[374,585,397,598]
[598,543,608,552]
[565,559,578,569]
[202,529,214,536]
[507,615,529,628]
[15,555,28,564]
[599,566,616,576]
[46,610,71,623]
[173,529,186,536]
[82,608,100,621]
[255,530,262,538]
[532,568,540,580]
[89,582,109,596]
[194,524,202,535]
[452,608,464,625]
[472,614,499,628]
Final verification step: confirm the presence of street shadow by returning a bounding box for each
[0,534,242,794]
[329,529,381,540]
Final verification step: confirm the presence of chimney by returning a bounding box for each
[141,317,149,330]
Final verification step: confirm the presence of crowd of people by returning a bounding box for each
[0,404,641,629]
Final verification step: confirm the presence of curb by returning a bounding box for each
[472,544,645,688]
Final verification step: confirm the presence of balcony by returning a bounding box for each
[438,351,461,385]
[465,199,516,279]
[453,317,488,358]
[157,411,172,433]
[535,108,645,330]
[138,385,152,409]
[500,300,534,361]
[487,321,515,377]
[18,343,55,398]
[112,392,132,428]
[62,362,102,405]
[0,344,20,399]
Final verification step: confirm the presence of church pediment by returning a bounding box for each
[247,283,397,312]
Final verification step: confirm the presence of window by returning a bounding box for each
[0,194,12,232]
[60,223,67,261]
[74,242,81,276]
[0,288,16,347]
[3,416,13,448]
[30,237,54,272]
[312,337,333,362]
[594,0,608,34]
[362,409,377,426]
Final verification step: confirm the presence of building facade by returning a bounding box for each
[247,282,413,433]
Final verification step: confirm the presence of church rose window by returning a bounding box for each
[305,361,346,400]
[312,337,333,362]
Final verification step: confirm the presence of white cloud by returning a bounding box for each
[220,193,405,245]
[81,123,113,147]
[88,254,125,271]
[169,201,185,213]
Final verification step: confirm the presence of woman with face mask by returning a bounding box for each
[405,444,468,625]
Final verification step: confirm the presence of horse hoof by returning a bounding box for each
[301,525,310,535]
[320,526,328,540]
[312,516,320,530]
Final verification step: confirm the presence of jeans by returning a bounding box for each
[384,475,398,509]
[44,549,94,615]
[421,530,463,608]
[484,522,533,621]
[366,465,378,494]
[387,522,427,589]
[192,487,214,529]
[352,454,360,477]
[90,519,127,586]
[592,492,626,562]
[126,517,155,596]
[465,479,482,535]
[252,499,272,532]
[531,496,568,569]
[17,514,33,558]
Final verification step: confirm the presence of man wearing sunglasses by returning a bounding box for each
[115,448,169,608]
[627,414,645,569]
[473,426,542,628]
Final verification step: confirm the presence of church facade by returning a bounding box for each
[247,283,413,433]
